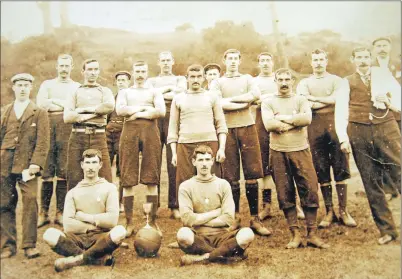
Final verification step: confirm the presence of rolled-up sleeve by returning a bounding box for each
[94,87,114,115]
[167,96,180,144]
[178,185,197,227]
[335,78,350,143]
[212,94,228,135]
[214,181,234,226]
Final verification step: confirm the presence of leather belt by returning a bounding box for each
[72,127,105,134]
[48,111,63,115]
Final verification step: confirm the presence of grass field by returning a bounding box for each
[1,149,400,279]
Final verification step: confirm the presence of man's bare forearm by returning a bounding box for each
[222,101,249,111]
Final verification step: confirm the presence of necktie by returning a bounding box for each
[361,74,370,87]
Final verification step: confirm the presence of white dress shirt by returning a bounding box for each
[14,99,30,120]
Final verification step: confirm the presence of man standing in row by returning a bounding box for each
[297,49,356,228]
[1,74,50,259]
[116,61,166,236]
[210,49,270,236]
[147,51,187,219]
[36,54,81,227]
[253,52,278,220]
[64,59,115,190]
[262,68,329,249]
[168,64,227,191]
[371,37,401,200]
[335,47,400,245]
[106,71,131,212]
[204,63,221,90]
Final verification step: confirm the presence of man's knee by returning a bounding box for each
[176,227,194,248]
[236,228,255,249]
[123,186,135,197]
[109,225,127,244]
[43,228,65,247]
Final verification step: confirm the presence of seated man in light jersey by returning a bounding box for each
[176,145,255,265]
[42,149,126,272]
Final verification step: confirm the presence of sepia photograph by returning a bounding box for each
[0,1,401,278]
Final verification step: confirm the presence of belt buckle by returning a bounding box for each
[85,126,95,135]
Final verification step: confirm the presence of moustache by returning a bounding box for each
[360,63,369,67]
[379,51,387,54]
[280,85,289,89]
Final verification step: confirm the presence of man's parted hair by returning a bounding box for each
[274,68,294,80]
[82,58,99,70]
[57,54,73,65]
[133,60,148,68]
[351,47,371,58]
[311,48,328,59]
[192,145,214,160]
[223,49,241,60]
[258,52,274,61]
[186,64,204,76]
[81,149,103,162]
[158,51,174,60]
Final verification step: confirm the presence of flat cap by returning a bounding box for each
[114,70,132,80]
[204,63,221,74]
[11,73,34,83]
[372,37,392,45]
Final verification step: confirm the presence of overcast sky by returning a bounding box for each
[1,1,400,42]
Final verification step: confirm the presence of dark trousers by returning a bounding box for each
[66,131,112,190]
[269,148,319,210]
[349,121,400,238]
[179,228,242,257]
[158,113,176,208]
[308,112,351,184]
[382,119,401,196]
[52,231,118,262]
[176,141,222,190]
[106,129,121,177]
[42,114,71,213]
[43,114,71,180]
[1,150,39,250]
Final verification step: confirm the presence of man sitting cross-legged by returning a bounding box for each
[177,145,255,266]
[43,149,127,272]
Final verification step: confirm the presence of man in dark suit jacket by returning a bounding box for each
[335,48,400,245]
[0,73,50,259]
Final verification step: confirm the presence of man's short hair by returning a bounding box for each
[81,149,102,162]
[186,64,204,75]
[257,52,274,61]
[57,54,73,65]
[115,70,131,80]
[204,63,221,74]
[223,49,241,60]
[82,59,99,70]
[372,37,392,46]
[192,145,214,160]
[274,68,294,80]
[158,51,174,59]
[133,61,148,68]
[351,47,371,58]
[311,48,328,59]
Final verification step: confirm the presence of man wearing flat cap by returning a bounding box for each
[372,37,402,200]
[106,71,131,213]
[1,73,50,259]
[64,58,115,191]
[204,63,221,90]
[36,54,81,228]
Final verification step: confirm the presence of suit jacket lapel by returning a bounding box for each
[19,101,36,125]
[1,103,13,129]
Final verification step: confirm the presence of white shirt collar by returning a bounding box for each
[14,100,30,119]
[377,56,390,68]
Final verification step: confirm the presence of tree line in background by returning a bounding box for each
[1,20,401,105]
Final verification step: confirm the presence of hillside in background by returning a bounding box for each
[1,22,401,106]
